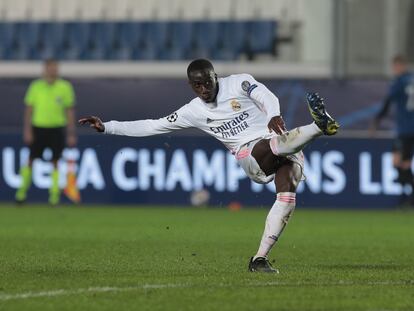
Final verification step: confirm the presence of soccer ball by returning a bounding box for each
[190,189,210,206]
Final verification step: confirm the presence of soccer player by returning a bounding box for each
[79,59,339,272]
[15,59,77,205]
[373,55,414,206]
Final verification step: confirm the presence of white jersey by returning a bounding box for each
[104,74,281,154]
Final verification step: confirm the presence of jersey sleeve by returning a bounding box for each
[236,74,280,123]
[103,104,195,137]
[24,81,37,106]
[63,81,75,108]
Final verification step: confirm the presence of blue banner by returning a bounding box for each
[0,134,410,207]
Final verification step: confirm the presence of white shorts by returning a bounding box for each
[235,138,305,184]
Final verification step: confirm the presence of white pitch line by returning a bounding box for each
[0,284,188,302]
[0,280,412,302]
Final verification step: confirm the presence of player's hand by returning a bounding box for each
[78,116,105,132]
[267,116,286,135]
[23,128,33,145]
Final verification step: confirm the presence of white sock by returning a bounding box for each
[254,192,296,259]
[269,123,322,156]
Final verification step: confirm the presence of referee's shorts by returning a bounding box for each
[30,126,65,161]
[393,135,414,161]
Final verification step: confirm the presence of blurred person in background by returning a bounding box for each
[373,55,414,206]
[79,59,339,273]
[15,59,77,205]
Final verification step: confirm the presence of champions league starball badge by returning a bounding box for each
[241,80,251,92]
[242,80,258,96]
[166,112,178,122]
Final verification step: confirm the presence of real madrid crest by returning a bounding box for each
[230,100,241,111]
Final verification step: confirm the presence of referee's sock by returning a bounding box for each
[49,169,60,205]
[15,166,32,202]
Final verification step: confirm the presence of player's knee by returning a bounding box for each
[269,135,290,156]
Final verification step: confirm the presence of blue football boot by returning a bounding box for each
[306,92,339,135]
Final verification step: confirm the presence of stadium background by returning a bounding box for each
[0,0,413,207]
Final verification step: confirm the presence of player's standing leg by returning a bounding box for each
[248,162,301,272]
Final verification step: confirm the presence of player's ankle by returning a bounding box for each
[253,254,267,261]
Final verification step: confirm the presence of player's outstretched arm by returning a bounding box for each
[78,116,105,132]
[78,105,194,138]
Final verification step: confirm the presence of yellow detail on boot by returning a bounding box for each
[325,120,340,136]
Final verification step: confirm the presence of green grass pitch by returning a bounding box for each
[0,204,413,311]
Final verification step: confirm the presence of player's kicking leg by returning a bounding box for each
[269,92,339,157]
[248,161,301,273]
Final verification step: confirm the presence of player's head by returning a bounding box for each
[391,55,408,76]
[43,58,59,82]
[187,59,218,103]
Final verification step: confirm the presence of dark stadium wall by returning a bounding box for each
[0,133,409,207]
[0,78,389,132]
